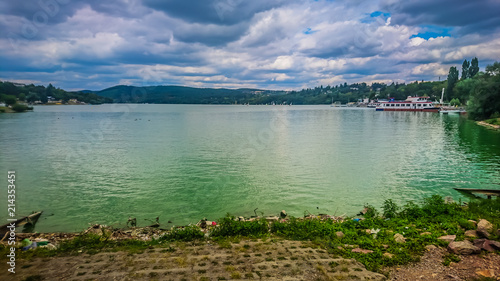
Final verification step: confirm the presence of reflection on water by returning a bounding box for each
[0,105,499,232]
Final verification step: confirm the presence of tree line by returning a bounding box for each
[446,58,500,120]
[1,59,499,120]
[0,81,112,106]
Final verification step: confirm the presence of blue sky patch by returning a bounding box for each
[369,11,390,18]
[410,25,453,39]
[361,11,391,23]
[303,27,318,35]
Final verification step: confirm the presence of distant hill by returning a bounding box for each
[96,85,286,104]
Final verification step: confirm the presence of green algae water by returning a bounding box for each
[1,104,499,232]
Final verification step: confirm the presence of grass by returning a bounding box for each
[484,117,500,125]
[2,195,498,276]
[442,253,461,266]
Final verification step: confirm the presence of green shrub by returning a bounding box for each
[363,204,378,219]
[211,216,269,238]
[161,225,205,241]
[382,199,399,219]
[11,103,33,112]
[400,201,424,220]
[442,253,460,266]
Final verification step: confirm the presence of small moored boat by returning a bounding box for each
[0,211,43,235]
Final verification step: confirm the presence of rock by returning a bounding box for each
[444,196,455,204]
[336,231,344,239]
[476,269,495,278]
[437,235,456,243]
[420,232,432,236]
[280,210,287,219]
[394,233,406,243]
[238,216,245,221]
[474,239,500,252]
[468,220,477,227]
[265,216,279,222]
[84,224,112,236]
[473,239,495,252]
[490,240,500,251]
[382,244,389,249]
[40,243,57,250]
[464,230,478,238]
[477,219,493,238]
[446,274,461,280]
[365,229,372,234]
[448,240,481,255]
[425,245,437,251]
[383,253,394,259]
[352,248,373,254]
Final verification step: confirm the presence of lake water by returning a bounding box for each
[1,104,499,232]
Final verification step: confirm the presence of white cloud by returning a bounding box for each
[1,0,499,90]
[411,63,449,76]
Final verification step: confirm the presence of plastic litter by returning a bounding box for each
[22,242,37,251]
[21,239,32,247]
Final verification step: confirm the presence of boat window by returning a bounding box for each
[417,104,421,107]
[396,104,400,107]
[406,104,410,107]
[391,104,395,107]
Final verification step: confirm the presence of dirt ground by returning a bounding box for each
[389,246,500,281]
[1,239,498,281]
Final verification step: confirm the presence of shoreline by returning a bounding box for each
[1,195,499,280]
[477,120,500,130]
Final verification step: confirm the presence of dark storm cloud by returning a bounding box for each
[380,0,500,35]
[1,0,500,90]
[0,0,149,23]
[173,22,248,46]
[0,0,82,25]
[142,0,287,25]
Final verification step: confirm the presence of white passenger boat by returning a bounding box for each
[376,96,439,112]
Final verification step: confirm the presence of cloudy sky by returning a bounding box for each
[1,0,500,91]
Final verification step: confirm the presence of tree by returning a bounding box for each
[485,61,500,76]
[467,61,500,120]
[11,103,32,112]
[26,92,40,103]
[39,93,48,104]
[461,59,470,80]
[1,94,17,106]
[446,66,459,101]
[455,78,480,104]
[45,83,55,97]
[469,57,479,78]
[450,98,461,106]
